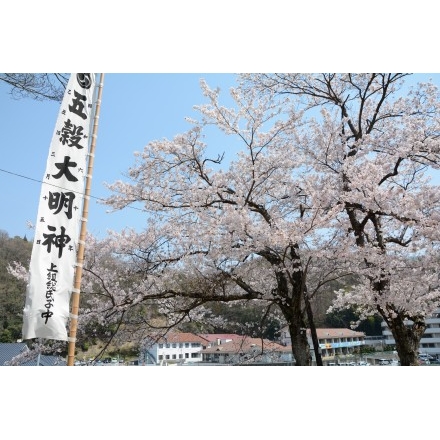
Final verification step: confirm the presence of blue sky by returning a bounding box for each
[0,73,239,239]
[2,73,440,240]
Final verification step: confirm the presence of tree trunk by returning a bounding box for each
[279,302,311,366]
[304,288,323,366]
[265,244,312,365]
[384,312,426,366]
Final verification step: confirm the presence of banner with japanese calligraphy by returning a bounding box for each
[22,73,96,341]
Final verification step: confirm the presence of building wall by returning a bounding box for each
[316,337,364,358]
[145,342,204,364]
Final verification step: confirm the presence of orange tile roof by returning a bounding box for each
[313,328,365,339]
[158,332,210,344]
[281,326,365,339]
[198,334,242,342]
[203,336,291,354]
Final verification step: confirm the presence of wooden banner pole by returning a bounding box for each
[67,73,105,366]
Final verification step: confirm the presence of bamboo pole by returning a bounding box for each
[67,73,105,366]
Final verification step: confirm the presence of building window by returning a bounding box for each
[192,343,200,347]
[172,354,176,359]
[191,353,200,358]
[166,343,170,348]
[185,353,189,358]
[172,343,177,348]
[179,343,183,348]
[185,343,189,348]
[158,344,163,348]
[179,354,183,359]
[158,355,163,360]
[166,355,170,360]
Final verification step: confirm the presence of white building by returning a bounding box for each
[142,332,210,365]
[381,308,440,357]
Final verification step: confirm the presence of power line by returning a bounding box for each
[0,167,147,213]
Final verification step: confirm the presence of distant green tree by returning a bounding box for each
[324,306,383,336]
[0,328,12,342]
[199,301,283,340]
[0,230,32,342]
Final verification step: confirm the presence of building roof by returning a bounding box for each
[0,343,66,366]
[157,332,211,345]
[202,336,291,354]
[313,328,365,339]
[198,333,242,343]
[281,326,365,339]
[0,342,28,365]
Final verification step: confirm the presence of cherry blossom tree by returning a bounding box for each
[99,80,348,365]
[240,73,440,365]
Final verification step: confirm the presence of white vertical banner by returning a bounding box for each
[23,73,96,341]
